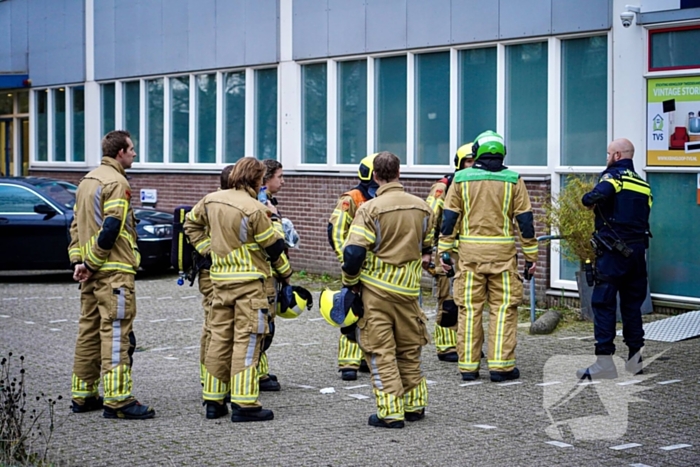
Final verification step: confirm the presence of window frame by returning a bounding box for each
[648,24,700,72]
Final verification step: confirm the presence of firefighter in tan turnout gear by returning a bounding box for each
[184,158,292,422]
[68,130,155,420]
[425,143,475,362]
[439,131,537,383]
[327,154,378,381]
[341,152,434,429]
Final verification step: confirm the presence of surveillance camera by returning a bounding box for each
[620,11,635,27]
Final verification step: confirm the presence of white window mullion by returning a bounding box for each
[139,79,147,161]
[163,77,171,163]
[47,89,55,162]
[406,52,415,166]
[449,48,458,158]
[496,44,506,137]
[275,66,281,161]
[245,68,255,159]
[65,87,73,162]
[29,91,36,163]
[115,81,123,130]
[547,37,561,172]
[189,75,196,164]
[216,71,224,164]
[366,57,375,155]
[327,59,338,166]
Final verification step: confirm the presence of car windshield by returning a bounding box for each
[32,181,76,210]
[135,209,173,224]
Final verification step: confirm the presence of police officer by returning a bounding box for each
[577,138,652,380]
[327,154,378,381]
[68,130,155,419]
[342,151,434,428]
[184,158,292,422]
[426,143,474,362]
[439,130,537,383]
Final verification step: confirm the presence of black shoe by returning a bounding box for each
[71,396,103,413]
[103,400,155,420]
[461,371,479,381]
[341,369,358,381]
[359,360,370,373]
[259,378,281,392]
[576,356,618,381]
[625,351,644,375]
[268,373,278,382]
[490,368,520,382]
[368,414,404,429]
[405,409,425,422]
[438,352,458,362]
[231,404,274,422]
[205,401,229,419]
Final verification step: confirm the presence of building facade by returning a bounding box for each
[1,0,699,307]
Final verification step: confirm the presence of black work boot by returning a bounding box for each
[103,400,155,420]
[359,360,370,373]
[71,396,103,413]
[368,414,404,429]
[576,356,618,381]
[341,369,358,381]
[259,377,281,392]
[404,409,425,422]
[438,352,458,362]
[267,373,279,382]
[490,367,520,382]
[626,349,644,375]
[205,401,229,419]
[461,371,479,381]
[230,404,274,422]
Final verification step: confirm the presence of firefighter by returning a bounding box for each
[426,143,475,362]
[184,158,292,422]
[439,130,538,383]
[68,130,155,420]
[327,154,378,381]
[576,138,652,380]
[342,151,434,428]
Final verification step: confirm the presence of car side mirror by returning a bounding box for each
[34,203,57,218]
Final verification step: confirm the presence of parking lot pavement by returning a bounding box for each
[1,272,699,466]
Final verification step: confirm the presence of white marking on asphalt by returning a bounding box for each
[558,337,579,340]
[307,317,326,322]
[24,321,35,324]
[473,424,497,430]
[347,394,370,400]
[49,328,61,332]
[660,444,691,451]
[0,315,10,318]
[537,381,562,387]
[426,380,437,385]
[149,319,167,323]
[157,296,172,300]
[498,381,522,387]
[299,342,320,346]
[163,356,179,360]
[23,297,39,300]
[150,347,175,352]
[46,296,63,300]
[344,384,370,390]
[609,443,642,450]
[657,379,682,385]
[49,319,68,323]
[629,464,654,467]
[181,296,197,300]
[182,346,199,350]
[578,381,601,386]
[291,384,316,389]
[460,381,483,387]
[546,441,573,448]
[577,336,594,340]
[618,380,642,386]
[271,343,291,347]
[137,296,151,300]
[174,318,194,322]
[2,297,18,301]
[320,387,335,394]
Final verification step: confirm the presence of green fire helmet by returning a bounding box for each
[472,130,506,159]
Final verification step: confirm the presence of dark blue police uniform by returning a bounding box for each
[582,159,652,358]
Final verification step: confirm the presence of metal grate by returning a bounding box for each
[617,309,700,342]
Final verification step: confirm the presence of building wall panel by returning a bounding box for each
[499,0,552,39]
[293,0,329,60]
[552,0,611,34]
[328,0,365,57]
[366,0,407,53]
[407,0,451,49]
[450,0,500,44]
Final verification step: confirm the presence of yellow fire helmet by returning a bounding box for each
[358,153,378,182]
[454,143,474,170]
[277,285,313,319]
[319,288,360,328]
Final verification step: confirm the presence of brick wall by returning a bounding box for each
[31,169,552,302]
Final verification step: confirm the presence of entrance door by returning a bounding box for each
[19,117,28,175]
[0,119,12,177]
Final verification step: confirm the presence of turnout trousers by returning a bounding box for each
[433,272,458,355]
[198,269,214,385]
[203,279,271,409]
[454,257,523,375]
[71,272,137,409]
[356,286,430,422]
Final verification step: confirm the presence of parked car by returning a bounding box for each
[0,177,173,271]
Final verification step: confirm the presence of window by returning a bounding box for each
[0,94,11,114]
[337,60,367,165]
[302,63,327,164]
[223,71,245,163]
[170,76,189,163]
[0,185,42,213]
[53,88,66,162]
[415,52,450,165]
[72,86,85,162]
[196,74,216,163]
[376,56,407,163]
[459,47,497,146]
[101,83,115,135]
[650,26,700,71]
[18,91,29,114]
[561,36,608,166]
[123,81,140,155]
[146,78,164,163]
[255,68,277,160]
[36,91,48,162]
[505,42,548,166]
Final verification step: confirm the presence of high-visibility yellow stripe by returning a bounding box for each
[462,182,471,235]
[104,199,128,210]
[602,178,623,192]
[459,235,515,244]
[622,182,652,197]
[459,270,480,372]
[502,182,512,237]
[210,271,266,281]
[101,262,137,274]
[493,271,510,364]
[349,224,376,243]
[254,226,275,243]
[522,244,538,254]
[332,210,349,260]
[194,238,211,254]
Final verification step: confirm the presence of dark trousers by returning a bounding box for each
[592,243,647,356]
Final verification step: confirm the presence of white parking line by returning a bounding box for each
[150,347,175,352]
[0,315,10,318]
[460,381,483,387]
[537,381,562,387]
[24,321,35,324]
[299,343,320,346]
[546,441,572,448]
[291,384,316,389]
[347,394,370,400]
[49,319,68,323]
[609,443,642,450]
[618,380,642,386]
[578,381,601,386]
[157,296,172,300]
[657,380,682,385]
[473,424,497,430]
[181,296,197,300]
[46,296,63,300]
[660,444,691,451]
[182,346,199,350]
[344,384,370,390]
[49,328,61,332]
[498,381,522,387]
[163,356,179,360]
[174,318,194,322]
[307,317,325,322]
[629,464,654,467]
[23,297,39,300]
[149,319,167,323]
[136,296,151,300]
[2,297,18,301]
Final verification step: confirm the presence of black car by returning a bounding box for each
[0,177,173,271]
